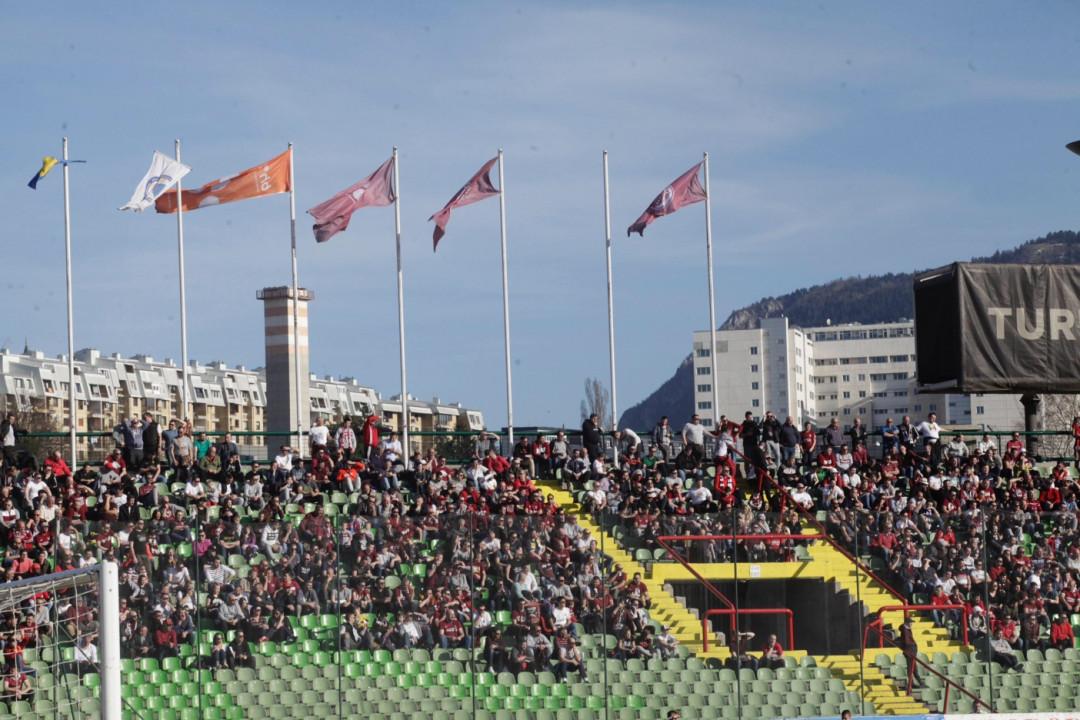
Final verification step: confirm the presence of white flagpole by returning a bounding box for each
[288,143,304,461]
[393,147,410,457]
[62,138,77,471]
[497,149,515,451]
[603,151,619,468]
[703,152,719,426]
[174,140,190,423]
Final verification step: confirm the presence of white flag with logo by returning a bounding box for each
[120,151,191,212]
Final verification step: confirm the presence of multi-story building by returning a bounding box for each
[0,346,484,458]
[691,317,815,427]
[692,319,1024,430]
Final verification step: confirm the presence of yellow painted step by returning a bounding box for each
[817,654,930,716]
[537,479,712,656]
[807,544,965,655]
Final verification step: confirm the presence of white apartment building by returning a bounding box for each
[0,346,484,456]
[692,319,1024,430]
[691,317,815,427]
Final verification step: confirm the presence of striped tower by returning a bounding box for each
[257,286,312,457]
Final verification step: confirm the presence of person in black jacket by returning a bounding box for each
[847,418,868,454]
[739,412,762,479]
[761,411,782,469]
[141,413,160,464]
[581,414,603,462]
[779,416,800,466]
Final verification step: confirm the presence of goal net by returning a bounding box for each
[0,562,120,720]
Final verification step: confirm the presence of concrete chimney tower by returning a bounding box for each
[257,286,313,454]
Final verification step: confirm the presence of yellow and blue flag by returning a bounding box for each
[28,156,59,189]
[27,156,85,189]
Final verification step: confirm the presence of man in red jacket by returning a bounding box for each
[1051,614,1075,650]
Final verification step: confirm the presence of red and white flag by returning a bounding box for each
[429,156,499,250]
[627,162,706,236]
[307,156,396,243]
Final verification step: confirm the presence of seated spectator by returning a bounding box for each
[989,629,1022,671]
[554,636,586,682]
[760,633,785,670]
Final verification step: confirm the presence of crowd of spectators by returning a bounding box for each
[5,402,1079,700]
[0,411,681,697]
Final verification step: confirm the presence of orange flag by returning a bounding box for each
[155,148,292,213]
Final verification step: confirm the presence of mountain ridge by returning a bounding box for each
[617,230,1080,430]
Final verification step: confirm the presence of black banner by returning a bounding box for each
[914,262,1080,393]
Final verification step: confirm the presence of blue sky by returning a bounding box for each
[3,1,1080,429]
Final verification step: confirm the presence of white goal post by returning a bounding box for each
[0,561,120,720]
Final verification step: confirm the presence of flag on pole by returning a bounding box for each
[307,156,396,243]
[27,156,60,189]
[155,148,291,213]
[119,151,192,212]
[27,156,86,189]
[429,157,499,250]
[627,161,706,236]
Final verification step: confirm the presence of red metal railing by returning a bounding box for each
[656,532,821,649]
[725,443,990,710]
[863,604,970,649]
[701,607,795,652]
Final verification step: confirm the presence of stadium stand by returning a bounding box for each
[3,412,1080,718]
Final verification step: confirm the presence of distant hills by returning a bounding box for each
[617,230,1080,430]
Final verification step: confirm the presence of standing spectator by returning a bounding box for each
[653,416,673,463]
[123,418,145,469]
[824,418,845,454]
[335,417,357,460]
[360,415,380,459]
[141,413,160,463]
[162,420,179,466]
[172,426,194,469]
[216,433,239,466]
[779,416,800,465]
[800,421,818,471]
[740,412,762,478]
[847,417,867,452]
[582,413,604,462]
[681,414,706,464]
[0,414,17,470]
[309,417,329,453]
[880,417,898,457]
[899,617,922,688]
[916,412,942,465]
[897,415,917,450]
[550,431,570,476]
[761,411,782,469]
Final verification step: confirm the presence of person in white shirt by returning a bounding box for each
[976,434,995,456]
[185,477,206,504]
[686,479,713,510]
[615,427,641,458]
[382,433,403,462]
[74,636,98,673]
[24,475,49,506]
[789,483,814,510]
[946,435,969,461]
[308,417,330,451]
[551,597,574,631]
[682,414,706,462]
[273,446,294,473]
[916,412,942,463]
